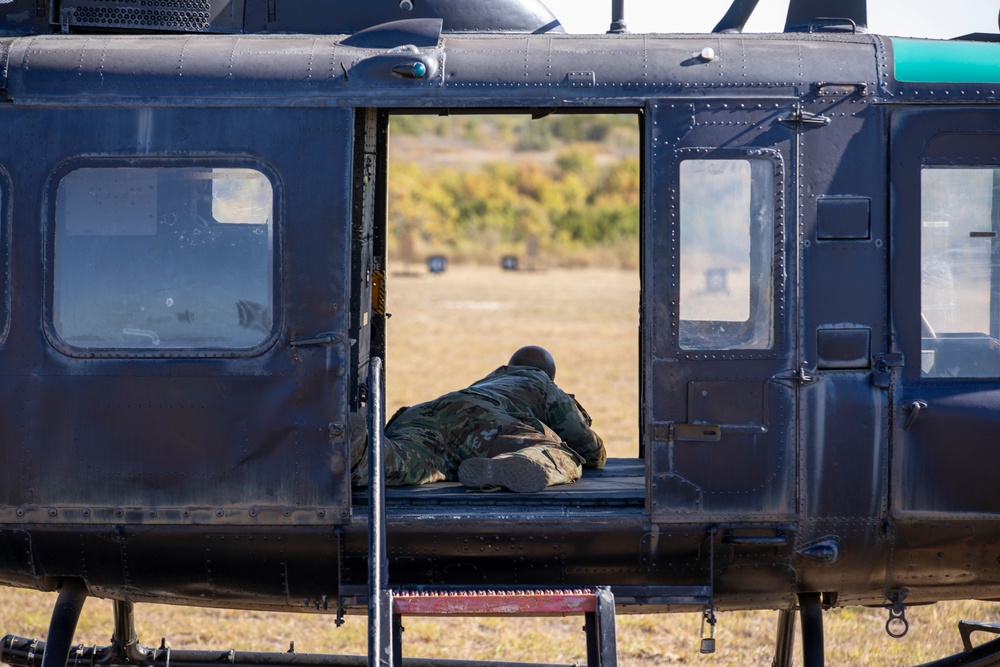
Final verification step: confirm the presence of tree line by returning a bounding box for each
[388,115,640,266]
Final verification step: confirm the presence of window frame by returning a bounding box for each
[919,163,1000,378]
[889,109,1000,382]
[670,148,783,357]
[43,157,283,359]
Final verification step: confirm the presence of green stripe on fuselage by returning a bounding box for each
[893,37,1000,83]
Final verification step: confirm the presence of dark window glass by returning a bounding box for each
[53,167,274,350]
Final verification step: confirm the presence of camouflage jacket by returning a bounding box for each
[445,364,605,468]
[371,364,605,486]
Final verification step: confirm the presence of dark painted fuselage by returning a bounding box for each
[1,10,1000,619]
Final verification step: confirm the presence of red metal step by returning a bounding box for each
[391,588,600,616]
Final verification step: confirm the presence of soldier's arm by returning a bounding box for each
[545,388,606,469]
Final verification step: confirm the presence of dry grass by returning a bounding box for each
[384,265,639,457]
[2,265,998,666]
[3,584,999,665]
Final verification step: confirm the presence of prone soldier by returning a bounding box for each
[350,345,605,493]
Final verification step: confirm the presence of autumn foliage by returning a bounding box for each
[388,114,640,267]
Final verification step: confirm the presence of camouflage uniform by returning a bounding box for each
[351,365,605,488]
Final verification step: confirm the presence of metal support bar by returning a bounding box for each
[335,527,346,627]
[112,599,137,648]
[583,588,617,667]
[40,580,87,667]
[712,0,761,33]
[608,0,626,33]
[798,593,824,667]
[960,621,1000,652]
[367,357,392,667]
[392,617,403,667]
[772,609,796,667]
[108,599,150,664]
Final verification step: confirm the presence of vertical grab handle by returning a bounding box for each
[367,357,392,667]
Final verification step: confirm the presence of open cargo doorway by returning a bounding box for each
[384,112,642,462]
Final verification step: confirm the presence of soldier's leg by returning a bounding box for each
[480,419,561,457]
[349,412,369,486]
[458,424,584,493]
[351,404,451,486]
[449,408,563,460]
[351,435,448,487]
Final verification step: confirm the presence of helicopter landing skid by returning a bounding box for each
[908,621,1000,667]
[7,588,1000,667]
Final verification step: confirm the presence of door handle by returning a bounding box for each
[289,332,344,347]
[903,400,928,431]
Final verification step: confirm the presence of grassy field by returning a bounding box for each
[383,265,639,455]
[2,265,998,666]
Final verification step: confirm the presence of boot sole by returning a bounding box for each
[458,456,548,493]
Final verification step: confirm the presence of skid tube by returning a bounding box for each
[910,622,1000,667]
[0,635,578,667]
[9,609,1000,667]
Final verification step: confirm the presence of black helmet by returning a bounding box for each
[509,345,556,381]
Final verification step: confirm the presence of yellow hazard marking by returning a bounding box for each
[372,269,386,316]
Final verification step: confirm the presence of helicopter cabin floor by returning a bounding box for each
[354,457,644,510]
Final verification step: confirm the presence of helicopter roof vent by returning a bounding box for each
[245,0,564,35]
[34,0,564,36]
[340,18,442,48]
[54,0,239,34]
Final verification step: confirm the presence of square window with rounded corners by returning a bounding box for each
[50,166,276,353]
[920,166,1000,378]
[678,158,774,350]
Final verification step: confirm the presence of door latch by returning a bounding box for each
[872,353,904,388]
[652,422,722,443]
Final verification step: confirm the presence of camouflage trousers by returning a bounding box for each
[350,395,586,488]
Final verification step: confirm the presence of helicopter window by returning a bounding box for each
[678,159,773,350]
[51,166,275,352]
[920,166,1000,377]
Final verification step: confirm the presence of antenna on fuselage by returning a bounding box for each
[783,0,868,32]
[714,0,868,33]
[608,0,627,33]
[712,0,761,33]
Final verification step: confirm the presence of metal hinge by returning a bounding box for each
[770,367,815,387]
[779,104,830,129]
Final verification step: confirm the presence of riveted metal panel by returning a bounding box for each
[890,107,1000,519]
[647,99,795,522]
[0,106,354,527]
